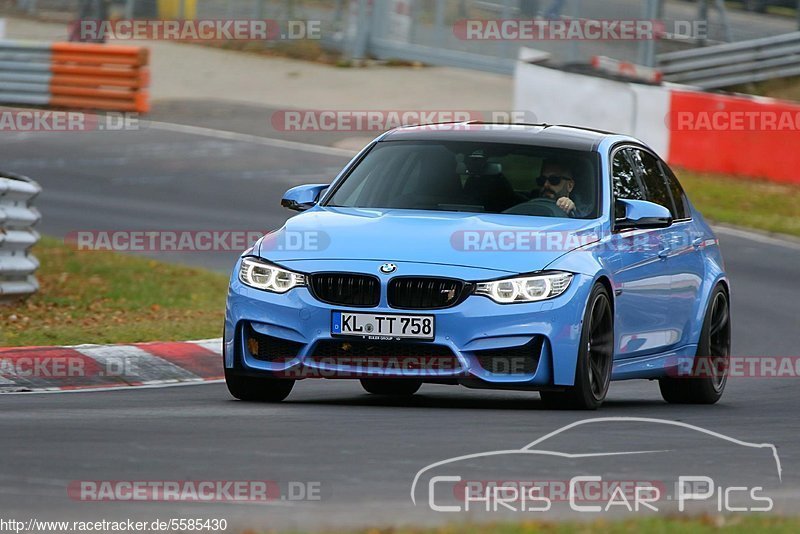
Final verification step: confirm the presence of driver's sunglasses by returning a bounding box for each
[537,175,572,187]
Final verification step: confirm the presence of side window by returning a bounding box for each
[629,149,675,216]
[659,162,691,220]
[611,148,644,220]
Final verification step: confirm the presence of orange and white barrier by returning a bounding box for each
[515,53,800,185]
[591,55,663,84]
[0,40,150,113]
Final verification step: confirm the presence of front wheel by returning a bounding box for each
[540,283,614,410]
[225,369,295,402]
[360,378,421,396]
[659,285,730,404]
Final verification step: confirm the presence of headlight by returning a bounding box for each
[238,257,305,293]
[475,271,573,304]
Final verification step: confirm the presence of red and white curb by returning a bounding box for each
[0,338,223,393]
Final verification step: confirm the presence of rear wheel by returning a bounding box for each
[360,378,422,396]
[659,285,730,404]
[225,368,295,402]
[540,283,614,410]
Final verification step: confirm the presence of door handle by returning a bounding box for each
[658,248,670,259]
[692,237,704,250]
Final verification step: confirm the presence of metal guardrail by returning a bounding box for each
[657,32,800,89]
[0,172,41,303]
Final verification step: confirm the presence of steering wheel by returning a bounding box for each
[504,197,567,217]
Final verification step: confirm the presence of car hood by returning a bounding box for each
[257,207,602,276]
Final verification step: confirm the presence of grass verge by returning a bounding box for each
[677,169,800,238]
[0,237,229,347]
[729,76,800,103]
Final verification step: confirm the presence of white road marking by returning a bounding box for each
[147,120,359,158]
[0,379,224,395]
[712,225,800,251]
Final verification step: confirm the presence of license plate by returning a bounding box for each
[331,311,435,340]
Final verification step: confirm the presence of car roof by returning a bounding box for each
[379,122,617,152]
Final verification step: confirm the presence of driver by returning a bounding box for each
[536,159,588,218]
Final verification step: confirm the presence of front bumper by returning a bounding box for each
[224,264,594,388]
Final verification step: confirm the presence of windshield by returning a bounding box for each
[325,141,600,219]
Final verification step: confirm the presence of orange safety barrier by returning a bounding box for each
[49,42,150,113]
[49,75,145,89]
[668,90,800,185]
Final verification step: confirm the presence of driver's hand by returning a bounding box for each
[556,197,576,214]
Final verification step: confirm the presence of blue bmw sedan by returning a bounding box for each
[224,123,731,410]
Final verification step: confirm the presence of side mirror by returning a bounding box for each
[281,184,329,212]
[615,199,673,231]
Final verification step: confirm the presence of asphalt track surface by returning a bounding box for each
[2,112,800,531]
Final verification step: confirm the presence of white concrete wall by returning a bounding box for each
[513,59,671,157]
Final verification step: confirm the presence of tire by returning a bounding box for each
[360,378,422,396]
[225,368,295,402]
[659,285,730,405]
[540,283,614,410]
